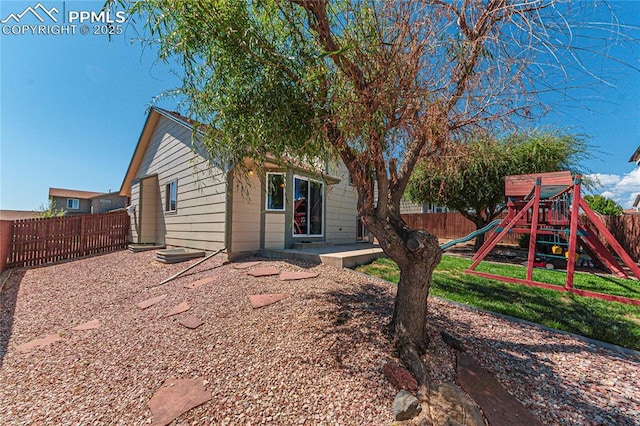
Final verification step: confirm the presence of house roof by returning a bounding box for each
[634,194,640,208]
[0,210,38,220]
[120,107,341,197]
[119,107,195,197]
[630,146,640,164]
[49,187,104,199]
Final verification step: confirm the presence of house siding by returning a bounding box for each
[325,161,358,244]
[229,172,262,255]
[129,115,227,251]
[52,196,92,214]
[264,213,286,249]
[91,193,127,214]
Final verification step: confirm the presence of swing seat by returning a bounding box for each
[551,245,563,255]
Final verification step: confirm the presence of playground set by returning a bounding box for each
[464,171,640,306]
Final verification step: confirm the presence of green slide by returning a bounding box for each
[439,219,503,251]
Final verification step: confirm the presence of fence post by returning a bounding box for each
[80,215,87,257]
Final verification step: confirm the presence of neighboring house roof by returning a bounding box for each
[630,146,640,164]
[88,192,122,200]
[0,210,38,220]
[49,188,104,199]
[634,194,640,208]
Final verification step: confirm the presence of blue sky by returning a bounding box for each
[1,0,639,211]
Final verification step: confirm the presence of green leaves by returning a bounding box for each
[407,129,591,224]
[584,195,624,216]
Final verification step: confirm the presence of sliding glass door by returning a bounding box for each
[293,176,323,236]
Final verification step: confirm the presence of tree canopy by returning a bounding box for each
[407,130,590,249]
[584,194,624,216]
[118,0,639,395]
[36,198,65,218]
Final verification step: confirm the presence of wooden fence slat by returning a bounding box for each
[403,212,639,261]
[6,210,129,269]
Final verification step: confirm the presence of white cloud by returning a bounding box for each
[587,168,640,209]
[615,168,640,193]
[589,173,621,188]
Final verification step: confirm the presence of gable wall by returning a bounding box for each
[129,115,227,251]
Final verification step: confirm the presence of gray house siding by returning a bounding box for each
[129,114,227,251]
[52,196,92,214]
[91,193,127,214]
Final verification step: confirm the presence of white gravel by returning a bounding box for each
[0,250,638,425]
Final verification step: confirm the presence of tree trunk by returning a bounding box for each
[472,217,492,252]
[473,231,485,252]
[379,227,442,396]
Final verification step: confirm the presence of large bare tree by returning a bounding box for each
[118,0,636,395]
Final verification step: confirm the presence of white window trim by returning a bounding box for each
[292,175,324,237]
[265,172,286,212]
[165,180,178,213]
[67,198,79,210]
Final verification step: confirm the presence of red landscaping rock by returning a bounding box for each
[136,294,167,310]
[16,334,62,353]
[248,293,290,309]
[148,377,211,426]
[382,362,418,391]
[247,267,280,277]
[72,319,101,331]
[279,271,320,281]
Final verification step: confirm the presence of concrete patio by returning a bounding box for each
[261,243,386,268]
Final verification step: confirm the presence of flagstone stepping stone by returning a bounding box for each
[163,302,190,318]
[16,334,61,353]
[279,271,320,281]
[136,294,167,310]
[247,267,280,277]
[148,377,211,426]
[232,261,261,269]
[184,276,216,289]
[456,352,544,426]
[179,315,204,329]
[72,319,101,331]
[248,293,290,309]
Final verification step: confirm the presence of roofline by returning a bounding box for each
[630,146,640,164]
[153,107,205,135]
[119,107,198,197]
[49,187,105,199]
[119,107,342,196]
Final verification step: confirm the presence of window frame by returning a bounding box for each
[165,180,177,213]
[67,198,79,210]
[292,175,324,237]
[265,172,286,212]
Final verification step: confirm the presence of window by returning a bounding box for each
[293,176,323,236]
[266,173,285,211]
[165,180,177,212]
[67,199,79,210]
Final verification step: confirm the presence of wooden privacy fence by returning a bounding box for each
[581,214,640,262]
[402,212,520,245]
[403,212,640,261]
[6,210,130,269]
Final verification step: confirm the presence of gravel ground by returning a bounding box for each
[1,250,639,425]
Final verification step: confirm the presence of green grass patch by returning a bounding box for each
[356,256,640,351]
